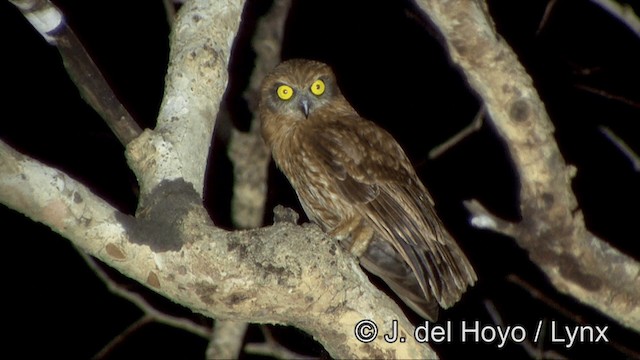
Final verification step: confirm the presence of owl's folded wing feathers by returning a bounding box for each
[304,119,477,312]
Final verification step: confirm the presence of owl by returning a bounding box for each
[259,59,476,320]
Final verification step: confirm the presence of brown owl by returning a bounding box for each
[259,59,476,320]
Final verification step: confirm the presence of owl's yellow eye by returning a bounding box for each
[277,85,294,100]
[310,79,325,96]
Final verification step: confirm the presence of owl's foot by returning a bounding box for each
[329,216,374,258]
[348,226,374,258]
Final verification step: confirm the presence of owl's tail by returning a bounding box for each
[359,238,440,321]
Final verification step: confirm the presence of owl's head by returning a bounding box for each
[259,59,346,122]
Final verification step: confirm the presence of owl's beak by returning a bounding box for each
[300,98,310,118]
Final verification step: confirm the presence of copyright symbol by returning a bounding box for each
[354,320,378,343]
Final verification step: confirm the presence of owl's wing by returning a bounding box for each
[360,237,440,321]
[305,119,476,310]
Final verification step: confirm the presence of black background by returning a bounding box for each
[1,0,639,358]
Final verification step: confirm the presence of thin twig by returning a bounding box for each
[429,105,485,159]
[77,249,212,339]
[162,0,177,28]
[463,199,518,237]
[507,275,586,325]
[9,0,142,145]
[589,0,640,38]
[507,274,640,359]
[79,250,211,338]
[92,315,153,359]
[537,0,559,35]
[244,325,318,360]
[484,299,567,360]
[574,84,640,109]
[599,126,640,172]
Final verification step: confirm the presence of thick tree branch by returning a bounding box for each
[126,0,244,198]
[0,138,435,358]
[414,0,640,332]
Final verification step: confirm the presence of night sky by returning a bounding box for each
[1,0,639,358]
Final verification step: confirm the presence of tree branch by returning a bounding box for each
[125,0,244,198]
[228,0,292,229]
[92,315,154,359]
[429,105,485,159]
[484,299,567,359]
[0,136,434,358]
[589,0,640,38]
[9,0,142,145]
[244,325,318,359]
[78,249,212,339]
[206,320,248,359]
[599,126,640,172]
[413,0,640,332]
[228,129,270,229]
